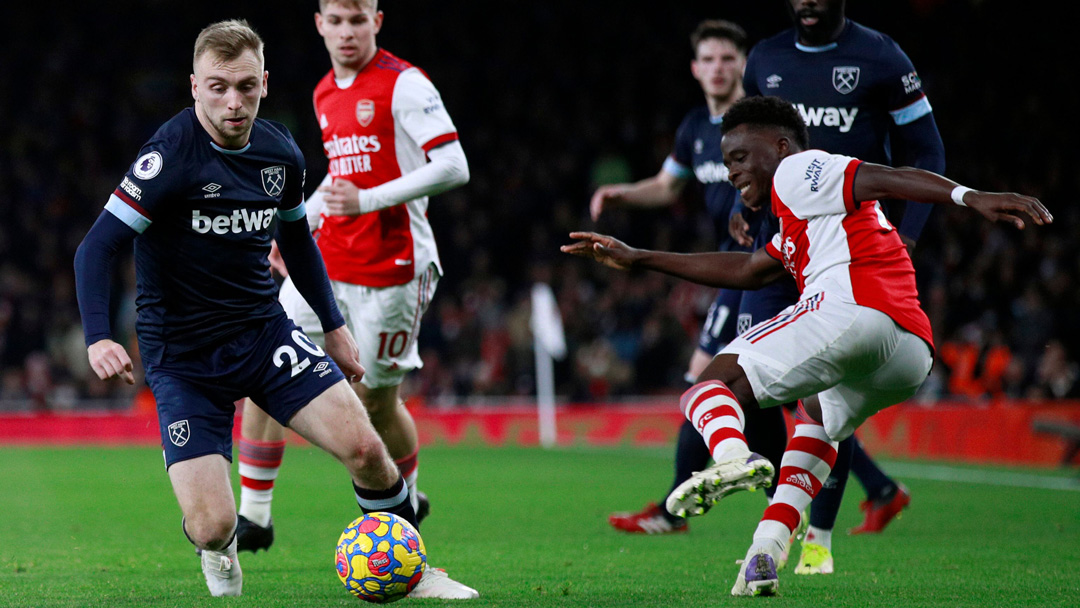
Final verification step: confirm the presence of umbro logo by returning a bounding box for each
[786,472,815,493]
[313,361,333,378]
[202,183,222,198]
[766,74,782,89]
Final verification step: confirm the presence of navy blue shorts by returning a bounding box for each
[698,288,744,355]
[735,276,801,337]
[146,313,346,468]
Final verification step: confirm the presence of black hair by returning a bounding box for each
[720,96,810,149]
[690,20,749,56]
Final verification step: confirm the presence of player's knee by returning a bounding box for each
[184,512,237,551]
[695,355,757,408]
[341,435,390,477]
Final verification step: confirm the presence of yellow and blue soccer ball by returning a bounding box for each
[336,512,426,603]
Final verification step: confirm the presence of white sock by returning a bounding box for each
[405,468,419,514]
[238,486,273,528]
[751,520,790,559]
[805,525,832,550]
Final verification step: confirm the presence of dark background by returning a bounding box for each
[0,0,1075,409]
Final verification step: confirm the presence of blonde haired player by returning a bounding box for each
[76,19,426,597]
[236,0,475,599]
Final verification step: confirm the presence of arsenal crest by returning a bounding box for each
[356,99,375,127]
[168,420,190,447]
[261,165,285,197]
[832,66,860,95]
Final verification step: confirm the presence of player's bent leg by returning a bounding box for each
[288,381,400,492]
[236,399,286,552]
[287,381,419,529]
[169,454,243,597]
[666,359,776,518]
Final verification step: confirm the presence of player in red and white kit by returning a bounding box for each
[562,96,1050,597]
[236,0,476,599]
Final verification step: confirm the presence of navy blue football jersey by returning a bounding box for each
[744,20,932,165]
[664,106,747,251]
[106,108,306,364]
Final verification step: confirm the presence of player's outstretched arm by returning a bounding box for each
[74,211,138,384]
[853,163,1053,230]
[561,231,785,290]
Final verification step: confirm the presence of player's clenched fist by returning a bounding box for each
[87,339,135,385]
[324,325,366,383]
[321,179,363,216]
[561,231,642,270]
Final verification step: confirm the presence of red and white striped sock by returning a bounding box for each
[238,437,286,528]
[753,419,838,552]
[395,449,419,513]
[680,380,750,462]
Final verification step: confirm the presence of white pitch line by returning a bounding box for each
[873,461,1080,492]
[557,446,1080,492]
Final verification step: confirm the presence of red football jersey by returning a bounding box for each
[764,149,934,349]
[313,49,457,286]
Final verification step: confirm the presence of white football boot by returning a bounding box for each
[200,536,242,597]
[666,452,775,518]
[410,565,479,599]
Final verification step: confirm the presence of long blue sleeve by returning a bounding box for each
[74,211,137,346]
[891,113,946,241]
[274,213,346,333]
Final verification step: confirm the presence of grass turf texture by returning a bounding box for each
[1,445,1078,607]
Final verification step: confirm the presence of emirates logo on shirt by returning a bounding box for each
[356,99,375,127]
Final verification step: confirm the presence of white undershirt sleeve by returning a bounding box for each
[354,69,468,214]
[357,140,469,214]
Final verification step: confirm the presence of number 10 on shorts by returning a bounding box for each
[377,331,408,360]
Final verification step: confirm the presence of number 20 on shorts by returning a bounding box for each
[273,330,326,377]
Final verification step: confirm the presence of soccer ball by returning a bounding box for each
[335,512,427,603]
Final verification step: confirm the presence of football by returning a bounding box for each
[335,513,427,603]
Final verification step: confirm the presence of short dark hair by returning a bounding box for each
[690,20,749,56]
[720,96,810,149]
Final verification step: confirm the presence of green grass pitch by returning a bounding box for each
[1,445,1078,607]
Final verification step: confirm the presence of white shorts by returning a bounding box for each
[720,292,932,442]
[277,264,439,389]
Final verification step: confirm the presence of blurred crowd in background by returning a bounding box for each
[0,0,1076,411]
